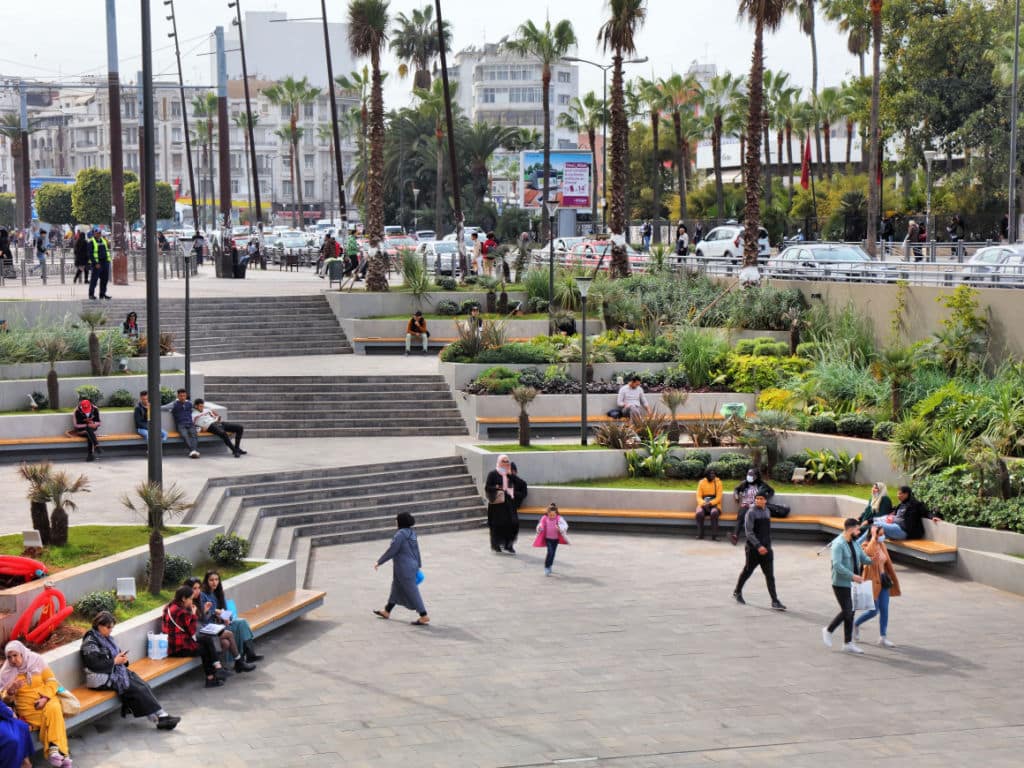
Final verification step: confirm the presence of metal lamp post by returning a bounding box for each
[412,187,420,232]
[924,149,938,261]
[576,276,593,446]
[544,199,558,335]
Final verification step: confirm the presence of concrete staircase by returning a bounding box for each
[95,295,353,360]
[187,456,487,588]
[201,374,469,437]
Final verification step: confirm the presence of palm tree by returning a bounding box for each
[0,114,40,228]
[790,0,822,180]
[511,386,538,447]
[638,77,670,242]
[121,481,192,596]
[348,0,390,293]
[698,73,741,218]
[191,93,218,230]
[234,111,259,223]
[18,462,53,546]
[771,85,798,192]
[274,125,303,227]
[414,79,450,235]
[265,76,322,231]
[837,80,862,172]
[337,68,375,225]
[598,0,648,278]
[822,0,871,77]
[504,18,578,243]
[463,121,518,204]
[558,92,605,227]
[660,73,698,222]
[45,469,90,548]
[815,86,842,179]
[874,345,914,419]
[36,333,67,411]
[739,0,788,268]
[317,123,337,223]
[866,0,883,257]
[792,98,817,194]
[763,70,797,206]
[389,5,451,91]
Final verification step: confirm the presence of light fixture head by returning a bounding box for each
[543,200,558,220]
[923,149,938,164]
[576,276,593,298]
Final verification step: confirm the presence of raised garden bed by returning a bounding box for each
[0,525,189,571]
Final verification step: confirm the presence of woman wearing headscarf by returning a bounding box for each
[373,512,429,625]
[72,398,102,462]
[858,482,892,530]
[507,461,528,551]
[485,454,519,554]
[0,640,72,767]
[854,523,902,648]
[0,697,32,768]
[199,571,263,663]
[80,611,180,730]
[182,578,255,673]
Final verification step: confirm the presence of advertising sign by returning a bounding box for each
[519,150,592,210]
[30,176,75,221]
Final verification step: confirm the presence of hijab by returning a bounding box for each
[870,482,888,512]
[1,640,46,689]
[79,399,93,414]
[496,454,511,493]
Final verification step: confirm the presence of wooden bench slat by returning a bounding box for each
[476,414,728,425]
[0,432,223,449]
[353,337,533,344]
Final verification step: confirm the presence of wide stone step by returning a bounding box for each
[205,376,448,385]
[242,426,469,438]
[220,409,464,422]
[238,474,476,509]
[309,516,486,549]
[252,487,482,520]
[204,391,451,402]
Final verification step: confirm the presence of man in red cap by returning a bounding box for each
[72,398,102,461]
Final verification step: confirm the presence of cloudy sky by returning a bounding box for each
[0,0,859,106]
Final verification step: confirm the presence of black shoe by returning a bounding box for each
[236,449,247,455]
[771,600,787,611]
[156,715,181,730]
[94,446,102,455]
[733,592,745,605]
[86,452,95,462]
[214,666,231,679]
[205,677,224,688]
[234,659,256,673]
[244,650,264,662]
[697,533,704,540]
[89,296,97,300]
[101,294,112,300]
[233,451,241,458]
[505,546,516,555]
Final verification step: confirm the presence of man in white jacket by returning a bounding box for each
[193,399,247,458]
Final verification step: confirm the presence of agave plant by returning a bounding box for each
[889,417,930,473]
[593,420,639,449]
[18,462,53,546]
[628,409,671,440]
[511,386,538,447]
[44,469,90,547]
[661,388,689,443]
[121,481,193,595]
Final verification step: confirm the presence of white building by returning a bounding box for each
[450,43,580,148]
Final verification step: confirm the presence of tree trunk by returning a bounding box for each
[712,117,724,217]
[763,108,772,206]
[289,151,298,228]
[651,112,661,243]
[542,68,552,243]
[518,410,531,447]
[845,118,854,171]
[786,123,795,203]
[47,367,59,412]
[366,53,389,292]
[809,2,823,182]
[30,501,51,546]
[294,141,306,229]
[742,18,766,268]
[148,527,165,596]
[609,53,630,278]
[243,132,253,223]
[88,331,101,376]
[776,128,785,187]
[823,120,833,178]
[673,112,687,221]
[49,504,69,547]
[866,2,883,257]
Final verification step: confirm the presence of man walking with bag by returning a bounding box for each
[732,492,786,611]
[822,518,872,654]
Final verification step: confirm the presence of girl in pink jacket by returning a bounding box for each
[533,503,569,576]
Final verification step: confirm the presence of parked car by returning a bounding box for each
[959,245,1024,285]
[563,240,646,272]
[415,229,436,242]
[270,231,312,264]
[694,224,771,262]
[543,236,586,255]
[384,225,405,238]
[766,244,885,281]
[416,240,461,275]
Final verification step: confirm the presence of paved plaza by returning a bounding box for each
[59,529,1024,768]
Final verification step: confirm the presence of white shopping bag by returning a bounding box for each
[147,632,168,660]
[852,581,875,612]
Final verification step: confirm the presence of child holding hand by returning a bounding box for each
[534,503,569,576]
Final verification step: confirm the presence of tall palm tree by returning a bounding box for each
[413,79,451,234]
[762,69,793,206]
[265,76,322,231]
[771,84,798,190]
[638,77,670,241]
[0,114,40,229]
[598,0,648,278]
[789,97,815,201]
[821,0,871,77]
[191,93,218,231]
[348,0,390,293]
[866,0,883,256]
[740,0,788,269]
[234,111,259,224]
[559,92,605,227]
[837,80,862,172]
[337,68,377,225]
[274,125,302,227]
[122,481,191,596]
[504,18,578,243]
[816,85,842,178]
[790,0,822,179]
[317,123,337,223]
[463,121,518,202]
[698,73,741,218]
[389,5,451,91]
[660,73,698,222]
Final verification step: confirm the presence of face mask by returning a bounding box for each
[746,474,755,483]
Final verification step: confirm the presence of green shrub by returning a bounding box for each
[723,354,811,392]
[705,459,745,480]
[527,297,550,314]
[676,327,730,389]
[914,467,1024,532]
[74,384,103,406]
[807,414,838,434]
[661,365,690,389]
[439,341,471,362]
[159,386,175,405]
[107,389,135,408]
[754,340,789,357]
[679,450,712,468]
[75,590,118,619]
[615,369,664,388]
[474,343,552,365]
[872,421,897,442]
[209,533,250,566]
[471,366,521,394]
[771,460,797,483]
[459,299,481,314]
[795,341,821,359]
[665,456,707,479]
[435,276,457,291]
[435,299,459,315]
[734,339,757,355]
[516,367,546,389]
[836,413,875,438]
[146,554,193,587]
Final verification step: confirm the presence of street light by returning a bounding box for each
[412,186,420,232]
[561,55,648,233]
[924,149,938,261]
[576,276,593,446]
[544,198,558,335]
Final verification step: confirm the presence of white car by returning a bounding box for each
[694,224,770,262]
[544,236,586,255]
[766,244,885,281]
[416,240,461,275]
[384,225,405,238]
[415,229,436,242]
[960,245,1024,285]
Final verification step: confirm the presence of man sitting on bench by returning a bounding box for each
[193,399,247,458]
[73,398,102,462]
[612,376,651,419]
[405,310,429,355]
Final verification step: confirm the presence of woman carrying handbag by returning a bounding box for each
[855,524,901,647]
[485,455,519,554]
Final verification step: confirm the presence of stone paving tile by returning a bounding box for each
[58,530,1024,767]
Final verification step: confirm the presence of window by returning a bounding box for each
[482,88,496,104]
[231,179,240,194]
[171,101,181,118]
[304,103,314,119]
[171,126,183,143]
[509,87,541,104]
[280,104,291,119]
[557,94,570,106]
[172,154,182,171]
[558,71,571,84]
[304,180,313,197]
[305,154,314,170]
[282,180,293,196]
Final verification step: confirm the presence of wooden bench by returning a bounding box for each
[517,505,957,564]
[0,431,224,458]
[475,413,729,439]
[43,589,326,737]
[352,336,533,354]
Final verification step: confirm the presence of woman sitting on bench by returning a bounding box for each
[1,641,72,767]
[184,578,256,674]
[80,611,181,730]
[199,571,263,664]
[162,586,232,688]
[72,399,101,462]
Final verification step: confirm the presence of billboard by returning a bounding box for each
[30,176,75,221]
[519,150,593,210]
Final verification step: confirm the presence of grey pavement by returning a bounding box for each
[61,531,1024,767]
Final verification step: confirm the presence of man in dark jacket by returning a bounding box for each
[134,390,167,445]
[166,388,200,458]
[733,492,786,610]
[730,468,774,545]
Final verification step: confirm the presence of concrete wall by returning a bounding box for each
[350,318,562,341]
[779,431,905,487]
[0,301,82,330]
[771,279,1024,361]
[0,401,225,439]
[440,361,680,392]
[0,354,185,381]
[325,290,529,323]
[0,372,195,411]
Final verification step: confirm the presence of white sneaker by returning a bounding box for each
[189,450,200,458]
[853,626,861,641]
[544,567,552,576]
[842,642,865,654]
[879,636,895,648]
[821,627,833,649]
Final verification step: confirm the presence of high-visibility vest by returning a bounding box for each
[91,237,111,263]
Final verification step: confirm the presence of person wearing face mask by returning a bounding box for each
[854,524,901,648]
[485,454,519,554]
[730,468,773,545]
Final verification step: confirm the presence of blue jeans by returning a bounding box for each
[855,586,890,636]
[858,522,906,544]
[544,539,559,569]
[137,428,168,443]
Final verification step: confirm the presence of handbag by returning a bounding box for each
[852,580,875,611]
[768,503,790,518]
[488,488,506,505]
[56,687,80,716]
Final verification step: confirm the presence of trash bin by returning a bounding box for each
[216,243,234,279]
[233,258,248,279]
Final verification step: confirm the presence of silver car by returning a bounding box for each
[767,244,884,281]
[960,245,1024,285]
[694,224,771,262]
[415,240,461,275]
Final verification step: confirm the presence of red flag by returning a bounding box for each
[799,133,811,190]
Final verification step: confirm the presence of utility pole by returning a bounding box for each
[215,27,232,234]
[435,0,464,276]
[106,0,128,285]
[320,0,348,224]
[138,70,146,220]
[18,83,30,238]
[165,0,200,236]
[229,1,264,238]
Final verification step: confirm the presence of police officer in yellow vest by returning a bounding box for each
[88,228,112,300]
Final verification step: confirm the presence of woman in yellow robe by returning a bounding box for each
[1,641,71,767]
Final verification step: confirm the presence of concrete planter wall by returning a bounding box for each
[349,317,568,341]
[779,431,904,487]
[0,401,225,440]
[0,301,84,330]
[325,290,529,325]
[41,558,297,690]
[0,372,195,412]
[440,361,679,392]
[0,353,185,381]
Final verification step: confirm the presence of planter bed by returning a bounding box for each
[326,290,528,329]
[0,353,185,381]
[0,370,197,412]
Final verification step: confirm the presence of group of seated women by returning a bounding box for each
[0,570,267,766]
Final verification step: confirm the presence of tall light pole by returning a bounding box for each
[544,199,557,336]
[576,276,593,446]
[562,55,647,233]
[924,149,937,260]
[435,0,465,278]
[106,0,128,286]
[215,27,232,235]
[1009,0,1021,243]
[228,2,264,240]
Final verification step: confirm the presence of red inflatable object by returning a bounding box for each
[0,555,47,583]
[10,586,73,645]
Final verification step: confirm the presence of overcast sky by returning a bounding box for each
[0,0,858,107]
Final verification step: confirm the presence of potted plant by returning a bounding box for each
[661,388,689,444]
[511,386,538,447]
